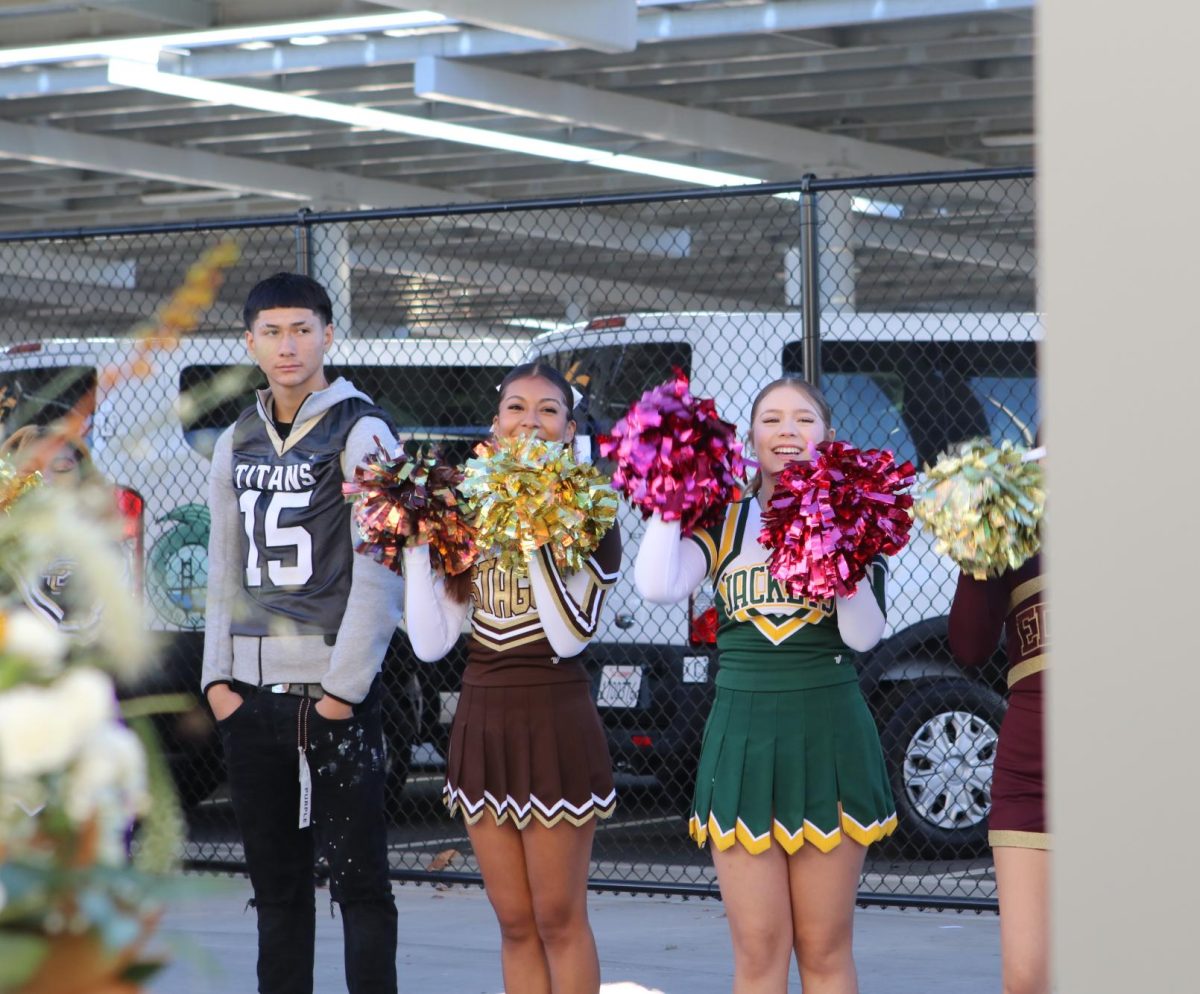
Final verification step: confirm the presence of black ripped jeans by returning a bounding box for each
[218,679,397,994]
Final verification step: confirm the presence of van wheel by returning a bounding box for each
[881,679,1005,857]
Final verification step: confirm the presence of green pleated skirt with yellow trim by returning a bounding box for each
[690,682,897,855]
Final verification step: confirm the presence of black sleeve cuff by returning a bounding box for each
[321,688,357,707]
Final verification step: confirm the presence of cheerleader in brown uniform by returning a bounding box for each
[402,363,619,994]
[949,552,1049,994]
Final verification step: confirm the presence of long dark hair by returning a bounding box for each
[496,361,576,418]
[745,375,833,497]
[443,362,576,603]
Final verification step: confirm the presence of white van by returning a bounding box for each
[524,310,1041,854]
[0,333,527,809]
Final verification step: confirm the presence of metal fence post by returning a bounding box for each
[295,207,312,276]
[799,174,822,387]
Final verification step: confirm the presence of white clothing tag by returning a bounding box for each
[298,747,312,829]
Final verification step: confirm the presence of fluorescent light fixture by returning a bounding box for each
[237,41,274,51]
[289,35,330,47]
[0,11,451,67]
[384,25,454,38]
[980,132,1036,148]
[851,196,905,219]
[107,56,764,190]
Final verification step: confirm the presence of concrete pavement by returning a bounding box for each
[149,878,1000,993]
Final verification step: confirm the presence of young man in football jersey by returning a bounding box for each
[201,272,401,994]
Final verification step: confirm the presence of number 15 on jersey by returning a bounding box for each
[238,489,315,587]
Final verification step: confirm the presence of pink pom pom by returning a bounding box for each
[759,441,915,600]
[598,369,745,536]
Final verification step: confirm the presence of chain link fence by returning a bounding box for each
[0,167,1035,910]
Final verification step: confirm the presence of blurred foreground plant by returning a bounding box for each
[0,240,240,994]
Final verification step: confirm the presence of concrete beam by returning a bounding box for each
[0,244,136,288]
[0,121,690,257]
[560,33,1034,88]
[0,119,452,209]
[0,1,1035,100]
[349,249,760,315]
[716,77,1035,117]
[91,0,214,28]
[414,55,979,176]
[371,0,636,53]
[636,0,1033,44]
[854,216,1035,273]
[0,275,242,326]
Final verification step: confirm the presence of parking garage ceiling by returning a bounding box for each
[0,0,1035,231]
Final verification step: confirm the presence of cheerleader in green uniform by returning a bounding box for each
[635,376,896,994]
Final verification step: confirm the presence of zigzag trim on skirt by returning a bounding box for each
[444,783,617,829]
[688,809,898,855]
[988,828,1050,851]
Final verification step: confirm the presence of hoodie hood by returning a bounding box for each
[253,376,372,429]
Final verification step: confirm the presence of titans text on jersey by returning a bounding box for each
[233,461,318,492]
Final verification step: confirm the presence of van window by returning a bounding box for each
[179,363,510,458]
[970,375,1040,446]
[178,364,265,458]
[539,344,693,436]
[820,371,920,469]
[782,341,1038,467]
[332,364,510,430]
[0,366,98,436]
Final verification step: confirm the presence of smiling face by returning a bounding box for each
[492,375,575,444]
[750,382,834,477]
[244,306,332,396]
[42,442,83,487]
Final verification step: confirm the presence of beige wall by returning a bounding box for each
[1040,2,1200,990]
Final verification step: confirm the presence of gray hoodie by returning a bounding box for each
[200,377,403,703]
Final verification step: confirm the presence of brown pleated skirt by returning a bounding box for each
[988,685,1049,850]
[444,677,617,829]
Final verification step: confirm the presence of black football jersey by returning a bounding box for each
[229,395,389,637]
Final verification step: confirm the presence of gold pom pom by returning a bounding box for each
[459,436,618,578]
[914,439,1044,580]
[0,456,42,513]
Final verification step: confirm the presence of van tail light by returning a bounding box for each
[114,485,145,597]
[584,316,626,331]
[688,589,718,647]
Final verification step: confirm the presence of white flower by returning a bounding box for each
[62,723,148,825]
[2,607,70,674]
[0,668,116,779]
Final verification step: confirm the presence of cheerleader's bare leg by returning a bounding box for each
[468,816,552,994]
[520,819,601,994]
[993,846,1050,994]
[787,838,866,994]
[468,815,601,994]
[711,843,794,994]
